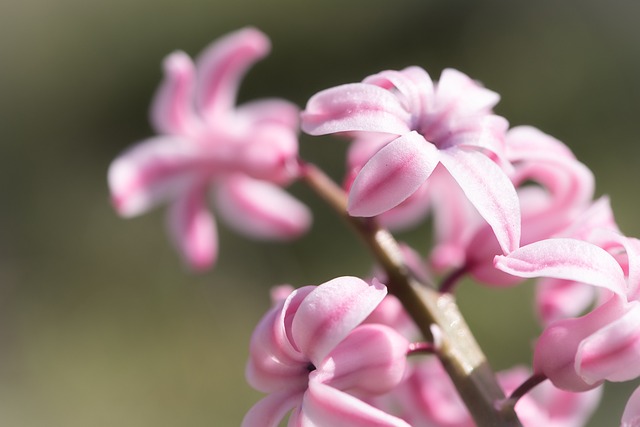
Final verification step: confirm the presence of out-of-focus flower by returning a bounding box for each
[393,357,601,427]
[243,277,410,427]
[108,27,310,270]
[302,67,521,255]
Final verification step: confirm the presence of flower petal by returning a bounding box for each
[236,98,300,130]
[363,67,434,120]
[241,388,305,427]
[301,83,412,136]
[215,175,311,240]
[494,238,627,296]
[246,287,315,392]
[108,136,205,217]
[577,301,640,383]
[150,51,199,136]
[533,297,625,391]
[316,324,408,395]
[347,131,439,217]
[166,181,217,271]
[291,277,387,365]
[622,385,640,427]
[301,381,411,427]
[195,27,270,121]
[439,147,520,254]
[435,68,500,116]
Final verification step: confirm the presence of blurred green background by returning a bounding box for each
[1,0,640,425]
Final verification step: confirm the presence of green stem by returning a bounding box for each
[299,161,522,427]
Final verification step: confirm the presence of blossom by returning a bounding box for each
[301,67,520,255]
[243,277,410,427]
[108,27,310,270]
[430,126,597,287]
[494,232,640,425]
[392,357,601,427]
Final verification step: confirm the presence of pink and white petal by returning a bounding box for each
[428,164,482,271]
[445,115,509,157]
[235,98,300,129]
[166,181,217,271]
[246,286,315,392]
[195,27,270,121]
[246,302,309,393]
[347,133,397,172]
[301,83,412,136]
[348,132,439,217]
[239,124,300,184]
[377,179,432,231]
[435,68,500,115]
[241,388,305,427]
[506,126,576,161]
[316,324,408,395]
[533,297,625,391]
[577,301,640,383]
[108,136,205,217]
[536,278,597,325]
[291,277,387,365]
[439,147,521,254]
[494,238,627,296]
[150,51,199,136]
[301,381,411,427]
[215,175,311,240]
[363,67,433,118]
[622,386,640,427]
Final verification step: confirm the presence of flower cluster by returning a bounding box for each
[109,27,640,426]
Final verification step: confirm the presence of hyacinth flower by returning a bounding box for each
[494,231,640,425]
[431,126,597,288]
[108,27,311,270]
[243,277,410,427]
[392,357,601,427]
[301,67,521,255]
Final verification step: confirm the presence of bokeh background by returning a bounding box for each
[2,0,640,425]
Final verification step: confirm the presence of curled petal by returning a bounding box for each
[167,181,217,271]
[533,297,625,391]
[241,388,305,427]
[577,301,640,383]
[494,238,627,296]
[317,324,408,395]
[439,148,520,254]
[434,68,500,116]
[301,83,412,136]
[215,175,311,240]
[108,136,205,217]
[195,27,270,120]
[622,386,640,427]
[348,132,439,217]
[291,277,387,365]
[363,67,434,120]
[301,381,411,427]
[150,51,199,135]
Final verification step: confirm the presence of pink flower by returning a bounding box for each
[243,277,410,427]
[301,67,521,255]
[494,232,640,425]
[431,126,597,287]
[108,27,311,270]
[392,357,600,427]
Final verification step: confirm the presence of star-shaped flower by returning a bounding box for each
[108,28,311,270]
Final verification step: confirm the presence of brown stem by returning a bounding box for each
[299,161,522,427]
